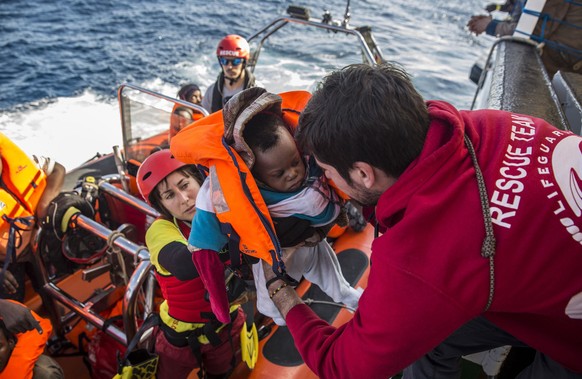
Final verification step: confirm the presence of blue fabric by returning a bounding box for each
[486,19,500,36]
[260,187,302,204]
[189,207,229,251]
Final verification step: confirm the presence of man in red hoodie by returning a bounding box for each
[263,62,582,378]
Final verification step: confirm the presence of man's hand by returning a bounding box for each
[467,15,492,35]
[262,259,303,319]
[1,270,19,295]
[0,299,43,334]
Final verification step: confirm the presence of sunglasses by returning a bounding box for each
[219,57,244,66]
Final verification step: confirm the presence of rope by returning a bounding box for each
[522,5,582,59]
[304,298,356,312]
[134,246,150,266]
[106,230,125,249]
[464,134,497,312]
[106,231,129,285]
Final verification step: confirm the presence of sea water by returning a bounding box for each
[0,0,494,169]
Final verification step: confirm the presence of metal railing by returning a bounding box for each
[32,178,161,345]
[246,10,384,72]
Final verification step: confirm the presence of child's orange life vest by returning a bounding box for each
[170,91,311,276]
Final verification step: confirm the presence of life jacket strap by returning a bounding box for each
[0,214,34,286]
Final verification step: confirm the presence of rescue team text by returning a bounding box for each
[490,115,535,229]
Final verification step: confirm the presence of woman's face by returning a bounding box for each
[189,90,202,105]
[156,171,201,221]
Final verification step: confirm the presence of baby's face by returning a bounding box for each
[253,127,306,192]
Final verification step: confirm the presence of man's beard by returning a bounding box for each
[224,70,242,85]
[349,180,383,207]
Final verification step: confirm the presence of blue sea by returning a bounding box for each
[0,0,494,169]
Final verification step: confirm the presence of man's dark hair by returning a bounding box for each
[243,112,287,154]
[149,166,204,219]
[296,63,429,183]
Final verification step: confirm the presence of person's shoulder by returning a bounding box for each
[203,81,216,94]
[147,218,178,235]
[32,155,56,175]
[145,218,183,248]
[201,83,216,111]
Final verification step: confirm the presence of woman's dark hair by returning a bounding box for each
[177,84,201,102]
[296,63,429,183]
[149,165,204,219]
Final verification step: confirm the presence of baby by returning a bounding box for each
[189,107,361,325]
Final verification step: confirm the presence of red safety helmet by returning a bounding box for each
[216,34,250,60]
[136,149,186,204]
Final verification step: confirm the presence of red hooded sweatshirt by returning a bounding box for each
[286,100,582,378]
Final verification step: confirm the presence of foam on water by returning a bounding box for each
[0,91,120,170]
[0,0,491,171]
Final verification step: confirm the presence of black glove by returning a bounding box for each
[273,216,315,248]
[42,191,95,240]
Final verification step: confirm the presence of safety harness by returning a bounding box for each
[210,68,256,113]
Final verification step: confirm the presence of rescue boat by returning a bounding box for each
[18,4,386,379]
[19,2,582,378]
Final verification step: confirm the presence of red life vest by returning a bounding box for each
[155,272,214,323]
[152,219,217,323]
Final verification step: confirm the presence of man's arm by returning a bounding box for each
[262,259,303,318]
[36,161,65,219]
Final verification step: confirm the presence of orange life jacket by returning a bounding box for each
[170,90,311,276]
[0,300,52,379]
[0,133,47,251]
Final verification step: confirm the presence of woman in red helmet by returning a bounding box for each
[136,150,245,379]
[200,34,256,113]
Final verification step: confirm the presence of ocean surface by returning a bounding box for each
[0,0,495,170]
